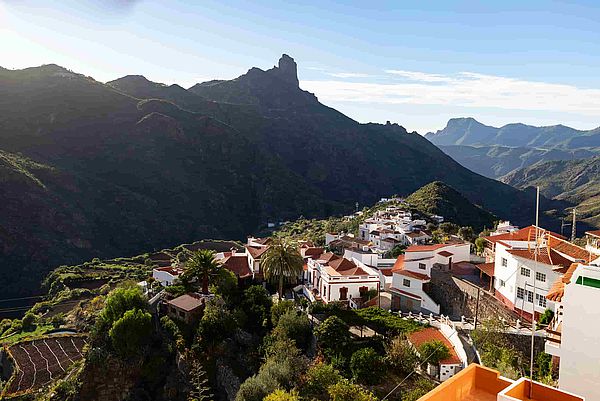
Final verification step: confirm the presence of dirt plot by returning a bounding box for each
[3,335,86,396]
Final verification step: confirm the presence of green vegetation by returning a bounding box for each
[181,249,223,294]
[418,340,451,366]
[350,348,384,384]
[261,238,304,299]
[386,335,419,374]
[109,308,153,357]
[406,181,497,232]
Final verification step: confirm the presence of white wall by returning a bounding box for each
[559,265,600,401]
[152,269,178,287]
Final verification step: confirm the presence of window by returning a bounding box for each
[339,287,348,300]
[520,267,530,277]
[418,263,426,270]
[403,279,410,287]
[536,293,547,308]
[527,290,534,303]
[499,279,505,287]
[501,258,508,267]
[536,272,546,282]
[517,287,524,299]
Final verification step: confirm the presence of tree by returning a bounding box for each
[350,348,384,384]
[327,379,378,401]
[401,377,436,401]
[261,238,304,300]
[418,340,450,366]
[458,226,475,242]
[182,249,222,294]
[99,285,148,329]
[243,285,273,330]
[211,268,238,302]
[314,316,349,354]
[197,296,237,345]
[386,336,419,374]
[303,362,342,396]
[271,299,295,326]
[21,312,36,332]
[439,222,460,236]
[389,244,407,258]
[264,389,300,401]
[475,237,487,255]
[273,310,312,350]
[109,308,152,357]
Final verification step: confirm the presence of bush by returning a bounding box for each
[273,310,312,350]
[418,340,450,366]
[538,309,554,328]
[264,389,300,401]
[327,379,378,401]
[401,377,436,401]
[99,285,148,329]
[386,336,419,374]
[243,285,273,331]
[22,312,37,332]
[0,318,13,335]
[350,348,384,384]
[109,308,152,357]
[314,316,349,354]
[271,300,295,326]
[197,297,237,345]
[303,362,342,395]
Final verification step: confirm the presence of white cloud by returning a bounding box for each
[326,72,372,78]
[301,70,600,117]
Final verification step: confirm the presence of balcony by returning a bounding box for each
[544,316,562,357]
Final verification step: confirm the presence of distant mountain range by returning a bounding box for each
[425,118,600,178]
[502,156,600,228]
[0,55,567,296]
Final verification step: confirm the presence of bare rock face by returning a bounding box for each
[272,54,299,86]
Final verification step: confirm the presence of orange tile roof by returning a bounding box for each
[586,230,600,238]
[546,263,579,302]
[476,262,495,277]
[395,270,430,281]
[221,255,252,278]
[328,258,369,276]
[506,248,573,269]
[408,327,462,365]
[318,252,341,263]
[484,226,564,244]
[547,235,592,262]
[392,254,405,272]
[245,245,269,259]
[406,244,448,252]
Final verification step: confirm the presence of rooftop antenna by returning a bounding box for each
[571,208,577,242]
[529,186,540,399]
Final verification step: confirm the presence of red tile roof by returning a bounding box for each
[506,248,573,269]
[246,245,269,259]
[392,255,405,272]
[587,230,600,238]
[438,250,454,257]
[476,262,495,277]
[406,244,447,252]
[380,269,394,277]
[394,270,430,281]
[167,293,206,312]
[390,288,422,300]
[221,255,252,278]
[408,327,462,365]
[319,252,340,263]
[484,226,564,244]
[547,235,592,262]
[328,258,369,276]
[302,247,325,257]
[547,263,579,302]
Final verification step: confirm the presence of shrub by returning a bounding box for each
[418,340,450,366]
[273,310,312,350]
[538,309,554,328]
[109,308,152,357]
[350,348,384,384]
[99,285,147,329]
[271,300,295,326]
[401,377,436,401]
[22,312,37,332]
[242,285,273,331]
[51,313,66,329]
[264,389,300,401]
[197,297,237,345]
[0,318,13,335]
[386,336,419,374]
[314,316,349,354]
[327,379,378,401]
[303,362,342,395]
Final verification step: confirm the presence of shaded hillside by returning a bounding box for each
[406,181,497,231]
[0,56,566,296]
[437,144,594,178]
[502,156,600,228]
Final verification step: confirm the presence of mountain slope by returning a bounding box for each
[0,56,568,296]
[501,156,600,227]
[406,181,497,231]
[425,118,600,178]
[437,144,594,178]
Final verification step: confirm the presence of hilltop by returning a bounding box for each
[405,182,497,231]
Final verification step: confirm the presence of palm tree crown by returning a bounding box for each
[182,249,222,294]
[261,238,304,300]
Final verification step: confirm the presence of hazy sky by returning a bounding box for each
[2,0,600,134]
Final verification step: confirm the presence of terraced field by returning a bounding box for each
[3,335,86,396]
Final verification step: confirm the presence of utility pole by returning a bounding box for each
[474,287,480,330]
[571,208,577,242]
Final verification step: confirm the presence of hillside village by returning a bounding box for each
[1,199,599,401]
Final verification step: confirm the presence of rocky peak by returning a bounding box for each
[270,54,299,86]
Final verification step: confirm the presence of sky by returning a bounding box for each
[2,0,600,134]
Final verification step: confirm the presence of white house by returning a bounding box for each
[545,261,600,401]
[152,265,184,287]
[245,237,270,280]
[407,326,466,382]
[305,253,380,307]
[489,229,591,321]
[584,230,600,256]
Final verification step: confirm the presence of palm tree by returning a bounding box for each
[182,249,222,294]
[261,238,304,300]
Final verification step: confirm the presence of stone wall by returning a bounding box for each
[429,269,521,325]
